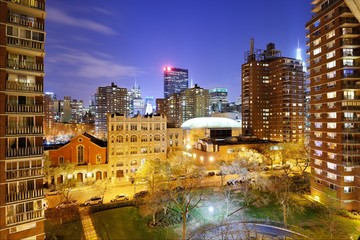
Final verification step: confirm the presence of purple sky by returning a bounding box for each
[45,0,312,106]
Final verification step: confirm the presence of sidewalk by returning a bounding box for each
[80,208,99,240]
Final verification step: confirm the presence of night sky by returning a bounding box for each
[45,0,312,106]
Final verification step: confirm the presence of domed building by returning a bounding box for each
[181,117,241,147]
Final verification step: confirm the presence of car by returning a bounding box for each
[133,190,149,199]
[226,179,240,186]
[56,200,77,209]
[273,165,283,170]
[85,196,103,206]
[110,194,129,202]
[45,189,61,196]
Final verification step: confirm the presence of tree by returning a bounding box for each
[92,179,109,201]
[54,163,77,203]
[165,151,206,240]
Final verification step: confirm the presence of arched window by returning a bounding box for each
[59,156,64,164]
[116,135,123,143]
[96,155,101,164]
[77,145,84,164]
[154,134,161,141]
[141,135,147,142]
[130,160,137,166]
[130,135,137,143]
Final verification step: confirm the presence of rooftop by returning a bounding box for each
[181,117,241,130]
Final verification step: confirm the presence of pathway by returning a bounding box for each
[80,208,99,240]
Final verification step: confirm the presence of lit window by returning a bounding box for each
[326,61,336,69]
[344,187,353,193]
[314,159,322,166]
[327,162,337,170]
[327,172,337,180]
[327,122,336,129]
[326,50,335,59]
[313,47,322,55]
[344,176,354,182]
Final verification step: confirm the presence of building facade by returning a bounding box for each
[179,84,210,126]
[163,67,188,98]
[0,0,46,238]
[209,88,229,113]
[306,0,360,211]
[45,133,108,186]
[107,113,167,182]
[95,82,129,136]
[241,40,306,142]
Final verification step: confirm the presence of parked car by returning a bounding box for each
[110,194,129,202]
[226,179,240,186]
[133,190,149,199]
[56,200,77,209]
[85,196,103,206]
[46,189,61,196]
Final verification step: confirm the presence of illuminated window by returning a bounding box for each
[314,131,322,138]
[327,172,336,180]
[314,159,322,166]
[327,71,336,79]
[343,48,353,56]
[314,122,322,128]
[96,155,101,164]
[327,122,336,129]
[314,168,322,175]
[313,37,321,46]
[326,61,336,69]
[313,47,322,55]
[343,59,353,66]
[327,162,337,170]
[327,132,336,139]
[344,176,354,182]
[327,91,336,99]
[130,160,137,166]
[326,30,335,39]
[326,50,335,59]
[314,141,322,147]
[344,187,353,193]
[328,112,336,118]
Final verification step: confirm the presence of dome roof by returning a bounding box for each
[181,117,241,129]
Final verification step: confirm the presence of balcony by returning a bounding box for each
[7,58,44,72]
[6,104,43,113]
[6,125,43,135]
[6,167,43,180]
[7,209,43,225]
[6,81,43,92]
[7,37,44,52]
[7,13,44,30]
[6,189,44,203]
[6,0,45,10]
[6,146,43,157]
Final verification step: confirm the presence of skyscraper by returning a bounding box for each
[0,0,46,238]
[179,84,210,125]
[163,67,189,98]
[241,40,306,142]
[95,82,129,136]
[306,0,359,211]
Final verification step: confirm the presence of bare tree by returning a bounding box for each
[92,179,109,201]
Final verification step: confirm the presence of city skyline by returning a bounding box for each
[45,0,311,106]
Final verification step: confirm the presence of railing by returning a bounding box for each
[6,189,44,203]
[6,81,43,92]
[6,125,43,135]
[8,13,44,30]
[6,167,43,180]
[7,37,44,51]
[6,104,43,113]
[6,147,43,157]
[7,210,43,225]
[6,0,45,10]
[7,59,43,72]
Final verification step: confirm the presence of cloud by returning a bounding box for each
[47,48,139,80]
[47,7,116,35]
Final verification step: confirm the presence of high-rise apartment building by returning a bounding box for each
[179,84,210,125]
[241,40,306,142]
[0,0,46,238]
[306,0,359,211]
[209,88,229,113]
[163,67,189,98]
[95,82,129,135]
[44,92,55,137]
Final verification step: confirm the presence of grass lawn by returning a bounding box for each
[45,219,84,240]
[92,206,180,240]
